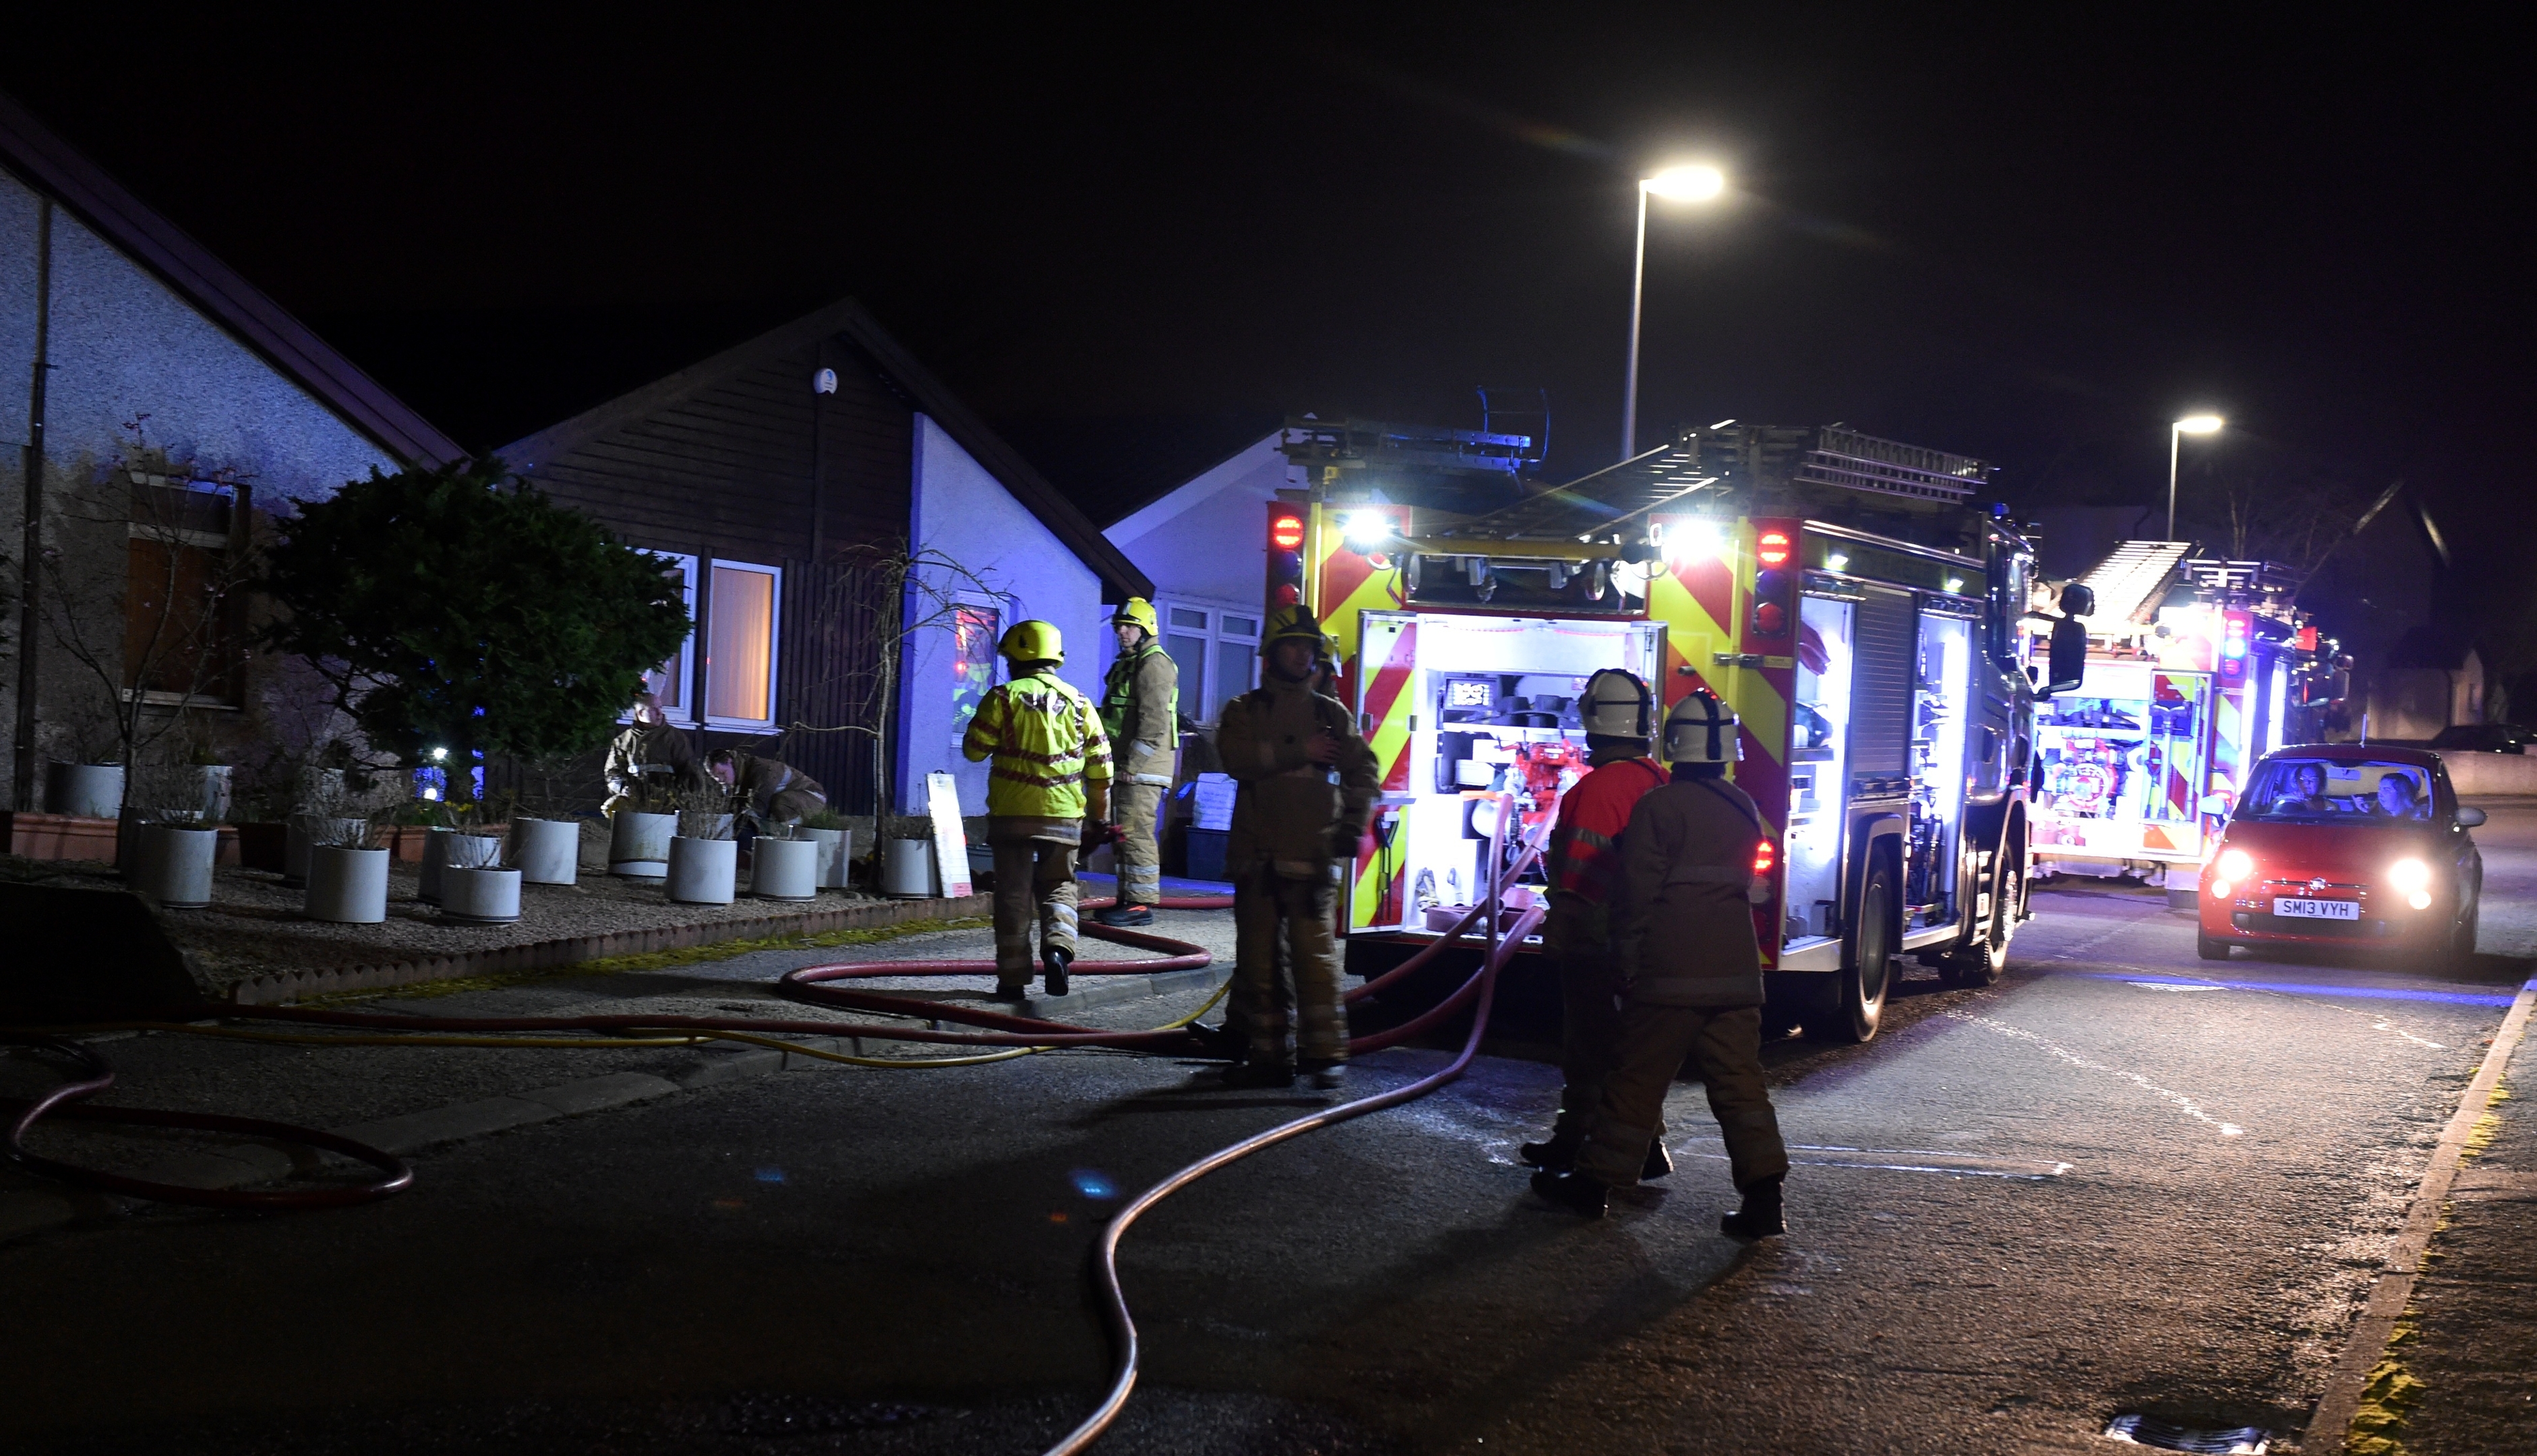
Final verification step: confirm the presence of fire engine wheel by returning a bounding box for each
[1807,859,1894,1043]
[1938,859,2018,989]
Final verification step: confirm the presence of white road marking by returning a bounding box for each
[1944,1005,2247,1137]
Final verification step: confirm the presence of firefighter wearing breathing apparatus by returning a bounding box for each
[1215,605,1378,1089]
[1522,669,1675,1180]
[961,619,1114,1000]
[1532,689,1790,1236]
[1093,598,1178,926]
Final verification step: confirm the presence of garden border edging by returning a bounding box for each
[223,892,995,1004]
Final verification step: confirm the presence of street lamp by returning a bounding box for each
[1621,164,1728,462]
[2166,413,2224,541]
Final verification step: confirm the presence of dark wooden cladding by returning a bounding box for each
[508,330,919,813]
[776,557,891,814]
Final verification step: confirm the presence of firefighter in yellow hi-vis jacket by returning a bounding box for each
[1215,605,1377,1089]
[960,620,1113,1000]
[1094,598,1177,926]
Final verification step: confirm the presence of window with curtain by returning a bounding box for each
[949,602,1001,745]
[706,562,779,727]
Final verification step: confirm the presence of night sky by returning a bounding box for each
[6,10,2528,640]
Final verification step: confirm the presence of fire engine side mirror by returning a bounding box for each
[2041,617,2087,698]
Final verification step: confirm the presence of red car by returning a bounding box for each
[2199,744,2484,964]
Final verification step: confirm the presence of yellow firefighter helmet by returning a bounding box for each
[1111,597,1159,636]
[1259,604,1334,659]
[997,619,1065,665]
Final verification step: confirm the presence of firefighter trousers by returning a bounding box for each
[1234,866,1346,1066]
[1576,1002,1787,1191]
[990,828,1079,989]
[1548,952,1664,1155]
[1112,779,1166,906]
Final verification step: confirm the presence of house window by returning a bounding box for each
[705,560,781,729]
[949,601,1001,745]
[1153,600,1261,725]
[634,552,698,721]
[125,479,243,706]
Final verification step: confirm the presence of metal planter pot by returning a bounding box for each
[305,846,389,923]
[419,832,500,904]
[136,825,218,909]
[440,866,523,924]
[666,836,738,905]
[750,837,818,901]
[609,811,677,879]
[799,826,853,888]
[881,838,936,898]
[45,762,123,819]
[286,816,371,887]
[510,818,580,886]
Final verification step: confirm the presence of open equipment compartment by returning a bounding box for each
[1353,611,1663,932]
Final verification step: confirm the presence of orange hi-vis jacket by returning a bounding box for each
[1544,753,1670,953]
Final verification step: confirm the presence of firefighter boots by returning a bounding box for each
[1092,902,1154,927]
[1042,946,1071,998]
[1303,1061,1345,1091]
[1522,1139,1671,1181]
[1721,1173,1785,1240]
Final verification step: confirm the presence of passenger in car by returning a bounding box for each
[2274,762,2337,816]
[2376,773,2427,819]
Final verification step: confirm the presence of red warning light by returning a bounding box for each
[1756,530,1791,567]
[1270,514,1306,551]
[1272,583,1301,607]
[1752,838,1777,876]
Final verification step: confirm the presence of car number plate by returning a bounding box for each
[2273,897,2361,921]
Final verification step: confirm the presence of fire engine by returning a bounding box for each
[1272,421,2083,1043]
[2027,546,2333,883]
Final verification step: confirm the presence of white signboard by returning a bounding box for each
[1191,772,1236,832]
[926,770,974,898]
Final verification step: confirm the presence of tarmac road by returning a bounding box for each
[4,808,2533,1455]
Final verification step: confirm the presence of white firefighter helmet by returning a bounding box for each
[1578,668,1656,739]
[1662,690,1742,766]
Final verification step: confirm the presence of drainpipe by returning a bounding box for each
[12,197,51,810]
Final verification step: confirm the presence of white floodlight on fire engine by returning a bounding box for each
[1342,510,1390,549]
[1662,517,1723,566]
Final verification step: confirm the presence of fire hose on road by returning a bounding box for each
[3,798,1547,1455]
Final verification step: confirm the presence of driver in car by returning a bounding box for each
[2375,772,2428,819]
[2275,762,2337,815]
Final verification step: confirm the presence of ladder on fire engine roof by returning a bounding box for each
[1433,432,1719,541]
[1435,424,1995,543]
[2074,540,2195,626]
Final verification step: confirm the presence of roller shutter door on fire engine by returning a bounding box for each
[1850,584,1915,779]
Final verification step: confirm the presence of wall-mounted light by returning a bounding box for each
[812,368,839,395]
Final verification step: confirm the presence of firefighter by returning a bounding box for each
[961,619,1113,999]
[1215,605,1377,1089]
[1092,598,1178,926]
[1520,669,1675,1180]
[601,692,705,818]
[705,748,827,827]
[1532,690,1791,1237]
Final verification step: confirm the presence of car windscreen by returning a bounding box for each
[2238,758,2434,823]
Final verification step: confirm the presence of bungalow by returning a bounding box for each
[494,301,1150,818]
[0,91,460,814]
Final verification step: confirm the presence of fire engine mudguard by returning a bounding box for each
[1783,814,1903,1043]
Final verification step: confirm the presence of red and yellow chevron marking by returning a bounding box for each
[1309,505,1410,708]
[1643,513,1795,965]
[1348,616,1419,929]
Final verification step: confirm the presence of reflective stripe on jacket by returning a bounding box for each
[1543,754,1669,952]
[961,669,1114,819]
[1100,643,1179,787]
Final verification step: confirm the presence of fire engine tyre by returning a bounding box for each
[1807,859,1894,1043]
[1938,859,2019,989]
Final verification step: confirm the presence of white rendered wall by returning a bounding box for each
[896,413,1104,815]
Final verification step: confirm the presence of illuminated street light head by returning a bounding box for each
[1642,164,1726,202]
[2174,414,2224,434]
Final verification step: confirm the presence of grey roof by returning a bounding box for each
[0,90,463,467]
[496,297,1152,600]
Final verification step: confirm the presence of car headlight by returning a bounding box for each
[2217,848,2254,882]
[2389,858,2430,892]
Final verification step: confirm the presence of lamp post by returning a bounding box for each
[2166,414,2223,540]
[1622,164,1727,462]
